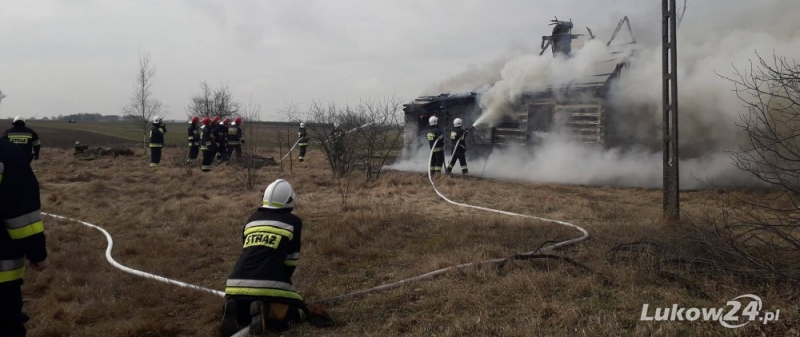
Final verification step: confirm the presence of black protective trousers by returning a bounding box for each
[150,147,162,167]
[447,149,468,173]
[0,282,27,337]
[430,149,444,172]
[187,146,199,161]
[298,145,307,161]
[227,145,242,160]
[201,149,214,171]
[215,143,228,162]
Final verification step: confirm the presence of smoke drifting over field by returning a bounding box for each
[390,0,800,188]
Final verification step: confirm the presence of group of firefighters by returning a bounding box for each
[427,115,471,175]
[147,115,245,171]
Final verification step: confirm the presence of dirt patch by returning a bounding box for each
[36,126,138,148]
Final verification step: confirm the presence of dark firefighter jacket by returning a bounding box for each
[427,125,444,151]
[200,125,213,151]
[225,208,305,308]
[188,123,200,147]
[149,123,166,148]
[330,128,344,145]
[0,137,47,285]
[213,124,228,146]
[227,126,243,145]
[298,128,309,147]
[450,127,466,152]
[3,124,41,161]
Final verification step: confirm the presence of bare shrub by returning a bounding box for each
[304,96,405,180]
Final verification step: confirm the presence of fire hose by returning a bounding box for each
[42,138,588,336]
[280,139,301,162]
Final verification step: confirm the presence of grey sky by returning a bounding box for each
[0,0,732,121]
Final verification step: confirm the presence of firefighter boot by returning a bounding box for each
[446,164,453,174]
[220,299,240,336]
[249,301,267,337]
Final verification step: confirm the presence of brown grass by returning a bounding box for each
[20,142,800,336]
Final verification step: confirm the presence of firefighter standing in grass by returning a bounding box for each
[427,116,444,174]
[200,117,214,172]
[446,118,469,174]
[329,123,344,172]
[297,123,309,162]
[214,117,230,162]
[220,179,317,336]
[149,115,166,167]
[2,116,41,163]
[0,135,48,337]
[187,116,201,164]
[227,117,244,160]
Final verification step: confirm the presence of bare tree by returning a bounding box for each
[123,52,163,154]
[304,96,405,180]
[699,51,800,283]
[186,82,241,119]
[233,96,263,190]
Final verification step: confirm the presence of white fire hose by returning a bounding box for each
[43,138,588,336]
[280,139,301,162]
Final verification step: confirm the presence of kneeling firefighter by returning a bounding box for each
[221,179,332,336]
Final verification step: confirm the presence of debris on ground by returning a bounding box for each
[230,155,278,169]
[74,146,135,160]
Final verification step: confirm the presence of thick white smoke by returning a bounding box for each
[389,0,800,189]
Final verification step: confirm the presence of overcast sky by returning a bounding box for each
[0,1,686,121]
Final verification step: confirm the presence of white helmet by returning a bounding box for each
[262,179,296,209]
[454,118,463,128]
[231,122,237,126]
[12,115,25,124]
[152,115,163,123]
[300,122,306,128]
[428,116,438,126]
[333,122,340,129]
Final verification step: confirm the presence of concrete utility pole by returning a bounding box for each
[662,0,680,218]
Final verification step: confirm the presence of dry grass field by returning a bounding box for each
[17,128,800,336]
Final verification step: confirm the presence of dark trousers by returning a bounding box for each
[201,149,214,171]
[227,145,242,160]
[0,282,27,337]
[187,146,199,161]
[430,149,444,172]
[447,149,468,173]
[224,295,305,332]
[298,145,307,161]
[150,147,162,167]
[215,143,228,162]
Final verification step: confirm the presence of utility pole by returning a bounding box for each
[662,0,680,218]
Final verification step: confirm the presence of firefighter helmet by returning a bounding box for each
[190,116,200,124]
[262,179,296,209]
[223,117,231,126]
[333,122,339,129]
[453,118,462,128]
[12,115,25,125]
[212,116,220,125]
[201,116,211,126]
[300,122,306,128]
[234,117,243,125]
[152,115,163,124]
[428,116,438,126]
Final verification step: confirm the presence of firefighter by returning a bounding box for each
[446,118,469,174]
[214,117,230,162]
[227,117,244,160]
[427,116,444,174]
[149,115,166,167]
[186,116,200,164]
[199,117,214,172]
[2,116,41,163]
[297,122,309,162]
[0,136,48,337]
[329,123,345,173]
[220,179,308,336]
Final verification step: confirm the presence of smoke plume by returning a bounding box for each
[390,0,800,189]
